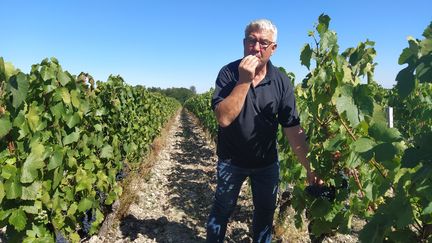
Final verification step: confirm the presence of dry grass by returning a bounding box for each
[113,109,181,220]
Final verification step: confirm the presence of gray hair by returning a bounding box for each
[245,19,278,42]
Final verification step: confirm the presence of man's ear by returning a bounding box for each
[271,43,278,55]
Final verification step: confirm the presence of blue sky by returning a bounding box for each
[1,0,431,93]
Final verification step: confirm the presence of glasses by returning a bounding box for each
[245,37,274,50]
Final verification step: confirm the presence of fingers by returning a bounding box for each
[307,171,324,185]
[241,54,260,66]
[239,55,260,82]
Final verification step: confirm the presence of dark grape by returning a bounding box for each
[55,230,68,243]
[115,170,125,181]
[305,185,336,201]
[96,190,107,205]
[338,170,349,190]
[81,210,96,235]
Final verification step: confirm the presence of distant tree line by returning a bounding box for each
[146,86,197,104]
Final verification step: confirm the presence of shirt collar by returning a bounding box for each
[258,60,276,86]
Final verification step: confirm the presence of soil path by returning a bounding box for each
[89,110,254,243]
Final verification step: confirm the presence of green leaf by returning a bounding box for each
[70,233,81,243]
[63,131,80,145]
[26,102,42,132]
[0,115,12,139]
[22,204,39,215]
[317,14,330,35]
[387,229,417,243]
[334,85,360,126]
[52,166,63,190]
[49,102,65,120]
[352,138,375,153]
[21,181,42,200]
[422,22,432,38]
[310,218,333,236]
[100,145,113,159]
[67,203,78,216]
[323,134,344,151]
[76,175,92,193]
[1,57,17,82]
[368,122,402,142]
[70,90,81,108]
[47,149,64,171]
[21,143,46,183]
[401,147,424,168]
[310,199,332,218]
[57,71,71,86]
[398,47,415,65]
[336,95,360,127]
[78,197,93,212]
[2,164,17,180]
[320,31,338,53]
[40,65,55,81]
[5,178,22,199]
[8,72,29,109]
[364,183,374,201]
[9,208,27,232]
[353,85,374,117]
[423,201,432,215]
[300,44,312,69]
[0,182,5,204]
[59,88,71,104]
[346,151,361,168]
[396,67,416,98]
[13,111,25,127]
[416,54,432,83]
[373,143,398,163]
[359,215,386,243]
[64,113,81,129]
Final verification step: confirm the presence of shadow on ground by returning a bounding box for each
[120,214,205,242]
[169,111,253,242]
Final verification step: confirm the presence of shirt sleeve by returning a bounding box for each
[278,79,300,127]
[211,66,236,111]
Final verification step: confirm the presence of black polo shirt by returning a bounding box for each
[211,59,300,168]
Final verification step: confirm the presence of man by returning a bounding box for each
[206,19,320,242]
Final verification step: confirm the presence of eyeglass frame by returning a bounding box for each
[244,36,276,50]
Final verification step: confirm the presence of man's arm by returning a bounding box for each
[283,125,320,185]
[215,55,259,127]
[214,82,250,127]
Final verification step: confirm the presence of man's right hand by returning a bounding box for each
[238,55,260,83]
[307,170,324,186]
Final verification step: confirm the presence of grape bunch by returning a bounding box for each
[115,170,126,181]
[81,210,96,235]
[115,162,129,181]
[305,184,336,201]
[305,170,349,201]
[96,190,107,205]
[338,170,349,190]
[55,230,68,243]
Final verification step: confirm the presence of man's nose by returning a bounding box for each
[253,41,261,51]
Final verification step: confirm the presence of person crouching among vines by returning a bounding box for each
[206,19,322,242]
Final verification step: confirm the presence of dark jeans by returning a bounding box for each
[206,159,280,243]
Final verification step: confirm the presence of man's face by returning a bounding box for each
[243,30,277,67]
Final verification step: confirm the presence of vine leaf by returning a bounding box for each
[21,143,45,183]
[8,73,29,109]
[352,138,375,153]
[9,208,27,232]
[0,115,12,139]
